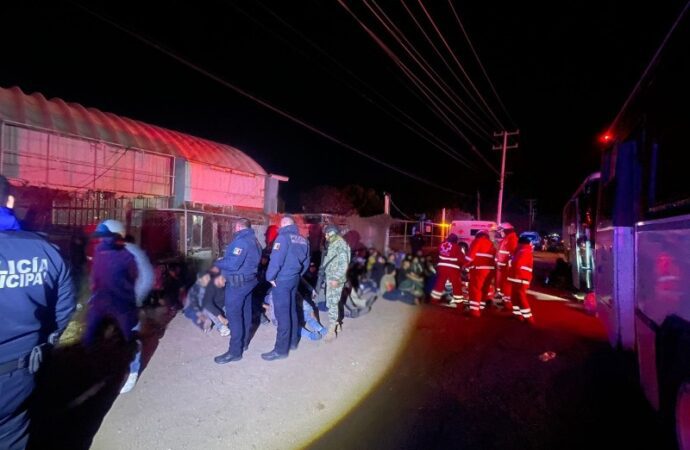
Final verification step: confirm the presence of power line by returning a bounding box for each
[416,0,504,129]
[399,0,496,133]
[70,2,472,197]
[339,0,484,151]
[389,196,414,220]
[234,1,477,169]
[609,0,690,134]
[365,0,494,141]
[337,0,498,174]
[447,0,515,127]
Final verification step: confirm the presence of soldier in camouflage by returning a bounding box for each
[320,225,351,341]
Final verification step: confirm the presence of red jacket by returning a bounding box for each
[464,235,496,270]
[496,231,518,267]
[436,240,463,270]
[508,243,533,285]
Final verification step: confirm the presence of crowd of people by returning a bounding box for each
[0,169,537,449]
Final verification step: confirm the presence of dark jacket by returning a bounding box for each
[0,208,75,361]
[266,224,310,282]
[90,237,138,311]
[215,228,261,278]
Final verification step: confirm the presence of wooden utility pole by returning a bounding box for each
[476,190,481,220]
[492,130,519,225]
[527,198,537,230]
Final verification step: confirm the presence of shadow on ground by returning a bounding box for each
[27,305,177,450]
[308,301,675,450]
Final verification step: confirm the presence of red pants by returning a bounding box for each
[496,266,511,295]
[468,269,494,313]
[431,266,463,300]
[510,281,532,319]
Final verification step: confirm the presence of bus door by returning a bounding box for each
[596,141,637,350]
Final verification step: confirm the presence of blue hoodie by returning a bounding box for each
[0,206,20,231]
[90,237,138,311]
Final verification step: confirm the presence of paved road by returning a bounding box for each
[26,254,674,449]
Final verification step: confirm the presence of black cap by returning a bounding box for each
[324,224,339,235]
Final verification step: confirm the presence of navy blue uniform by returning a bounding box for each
[266,224,310,355]
[215,228,261,356]
[0,213,75,450]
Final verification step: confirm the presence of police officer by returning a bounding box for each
[262,215,310,361]
[214,218,261,364]
[0,175,75,449]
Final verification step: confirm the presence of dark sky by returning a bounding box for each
[1,1,686,228]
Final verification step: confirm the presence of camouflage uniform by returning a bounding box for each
[321,233,351,326]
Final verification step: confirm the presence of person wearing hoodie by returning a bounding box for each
[0,176,75,450]
[83,219,141,394]
[262,215,310,361]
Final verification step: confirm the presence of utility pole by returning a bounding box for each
[527,198,537,230]
[384,192,391,254]
[493,130,519,225]
[476,190,481,220]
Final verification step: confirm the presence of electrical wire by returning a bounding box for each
[447,0,515,127]
[416,0,503,129]
[365,0,494,141]
[338,0,498,173]
[389,196,414,220]
[233,1,477,169]
[70,2,472,197]
[609,0,690,134]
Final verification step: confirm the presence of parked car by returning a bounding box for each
[520,231,542,249]
[544,233,565,252]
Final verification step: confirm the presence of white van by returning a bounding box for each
[448,220,497,251]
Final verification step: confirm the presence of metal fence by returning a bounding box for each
[388,220,448,254]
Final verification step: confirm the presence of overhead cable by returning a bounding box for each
[70,1,472,197]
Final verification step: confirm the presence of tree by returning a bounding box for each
[299,186,354,214]
[343,185,383,217]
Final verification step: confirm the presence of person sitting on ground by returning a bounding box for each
[300,299,327,340]
[183,272,230,336]
[201,269,230,336]
[398,259,425,301]
[369,254,387,288]
[378,263,397,297]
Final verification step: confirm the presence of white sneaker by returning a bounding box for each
[219,325,230,337]
[120,372,138,394]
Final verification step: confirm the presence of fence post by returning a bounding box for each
[403,221,408,253]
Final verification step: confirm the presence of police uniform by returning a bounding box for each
[263,223,310,359]
[214,227,261,360]
[0,207,75,449]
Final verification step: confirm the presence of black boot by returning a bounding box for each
[214,351,242,364]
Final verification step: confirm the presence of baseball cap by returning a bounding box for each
[93,219,126,238]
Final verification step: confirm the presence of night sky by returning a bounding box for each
[1,1,686,229]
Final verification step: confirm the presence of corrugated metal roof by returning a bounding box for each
[0,86,266,176]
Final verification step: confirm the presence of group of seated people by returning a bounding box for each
[178,245,438,342]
